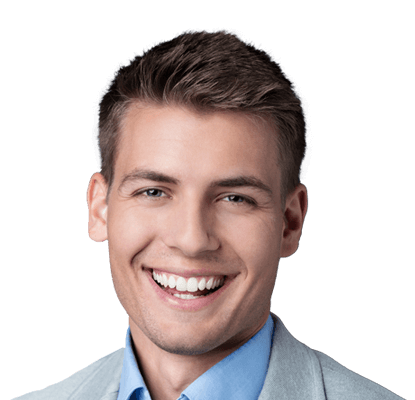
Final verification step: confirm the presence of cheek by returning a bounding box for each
[219,213,283,273]
[107,206,157,263]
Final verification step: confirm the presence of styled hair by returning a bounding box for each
[98,31,306,202]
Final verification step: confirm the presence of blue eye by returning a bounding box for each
[223,195,256,206]
[145,189,163,197]
[132,188,165,199]
[226,195,245,202]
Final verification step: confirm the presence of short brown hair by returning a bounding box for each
[98,31,306,202]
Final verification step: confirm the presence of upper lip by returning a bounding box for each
[143,266,232,278]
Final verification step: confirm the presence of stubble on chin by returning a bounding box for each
[137,311,231,356]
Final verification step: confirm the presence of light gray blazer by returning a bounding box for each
[14,315,404,400]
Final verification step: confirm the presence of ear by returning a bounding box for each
[87,172,109,242]
[281,183,308,258]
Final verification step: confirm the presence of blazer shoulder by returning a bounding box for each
[313,350,405,400]
[259,315,405,400]
[12,348,125,400]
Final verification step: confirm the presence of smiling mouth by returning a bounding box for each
[151,269,226,299]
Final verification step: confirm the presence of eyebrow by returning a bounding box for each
[118,168,272,196]
[118,168,179,191]
[210,176,273,196]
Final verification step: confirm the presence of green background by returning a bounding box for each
[0,1,415,399]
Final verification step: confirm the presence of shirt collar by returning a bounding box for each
[182,314,274,400]
[117,314,274,400]
[117,327,151,400]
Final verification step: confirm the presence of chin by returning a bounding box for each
[151,338,217,356]
[132,309,236,357]
[146,321,231,356]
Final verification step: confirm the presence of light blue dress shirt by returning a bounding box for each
[116,314,274,400]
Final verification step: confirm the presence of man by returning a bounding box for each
[15,31,404,400]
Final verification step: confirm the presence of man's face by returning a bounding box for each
[89,105,301,356]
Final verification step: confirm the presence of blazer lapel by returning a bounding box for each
[258,314,326,400]
[68,348,124,400]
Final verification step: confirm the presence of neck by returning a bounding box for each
[129,318,263,400]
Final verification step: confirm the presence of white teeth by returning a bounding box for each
[174,293,205,299]
[187,277,198,292]
[168,276,176,288]
[198,277,206,291]
[176,277,187,291]
[206,277,214,290]
[162,274,168,287]
[152,271,225,292]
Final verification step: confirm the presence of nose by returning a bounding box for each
[163,199,220,257]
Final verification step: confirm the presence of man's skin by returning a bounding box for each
[87,104,308,400]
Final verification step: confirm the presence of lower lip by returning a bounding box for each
[145,269,233,311]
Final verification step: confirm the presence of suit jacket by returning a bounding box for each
[14,315,404,400]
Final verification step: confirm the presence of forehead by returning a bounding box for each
[115,104,280,188]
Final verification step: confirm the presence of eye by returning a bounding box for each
[223,194,256,206]
[144,189,164,197]
[132,188,167,198]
